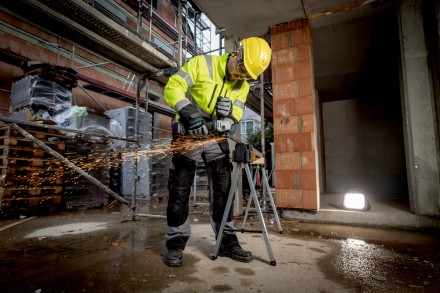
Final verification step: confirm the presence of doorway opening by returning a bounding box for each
[312,3,409,213]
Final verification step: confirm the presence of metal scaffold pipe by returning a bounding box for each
[177,0,183,67]
[260,74,265,158]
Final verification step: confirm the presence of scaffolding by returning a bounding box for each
[0,0,221,215]
[0,65,178,217]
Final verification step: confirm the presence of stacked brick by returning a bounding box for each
[270,20,318,209]
[0,125,65,212]
[9,64,76,122]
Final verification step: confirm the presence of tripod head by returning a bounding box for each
[232,143,254,163]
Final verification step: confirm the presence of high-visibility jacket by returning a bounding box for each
[164,53,249,122]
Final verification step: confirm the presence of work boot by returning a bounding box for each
[164,249,183,267]
[220,244,253,263]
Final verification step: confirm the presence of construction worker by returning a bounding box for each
[163,37,271,267]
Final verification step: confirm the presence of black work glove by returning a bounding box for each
[188,117,209,136]
[178,103,207,136]
[215,97,232,118]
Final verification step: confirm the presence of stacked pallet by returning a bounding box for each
[150,140,171,199]
[0,124,66,212]
[62,139,110,209]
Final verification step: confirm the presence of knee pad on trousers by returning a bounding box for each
[209,157,232,223]
[167,155,196,227]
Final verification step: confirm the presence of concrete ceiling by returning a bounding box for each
[190,0,398,105]
[190,0,374,39]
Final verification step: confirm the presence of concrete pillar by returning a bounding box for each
[398,0,440,216]
[270,20,319,210]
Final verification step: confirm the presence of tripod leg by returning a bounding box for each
[242,192,252,229]
[192,173,197,205]
[211,162,241,260]
[244,164,276,266]
[242,169,257,229]
[262,168,283,233]
[259,166,268,211]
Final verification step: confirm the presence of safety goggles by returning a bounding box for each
[236,47,252,80]
[237,61,252,80]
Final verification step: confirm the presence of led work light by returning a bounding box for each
[341,188,371,212]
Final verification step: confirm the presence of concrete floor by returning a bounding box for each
[0,200,439,292]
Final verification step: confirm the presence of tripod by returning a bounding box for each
[242,163,283,233]
[210,143,280,266]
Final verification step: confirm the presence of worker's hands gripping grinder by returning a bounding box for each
[172,97,235,137]
[172,118,233,136]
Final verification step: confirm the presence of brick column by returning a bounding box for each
[270,20,318,210]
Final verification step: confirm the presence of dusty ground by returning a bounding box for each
[0,201,439,293]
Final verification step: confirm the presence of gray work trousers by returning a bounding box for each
[165,137,238,251]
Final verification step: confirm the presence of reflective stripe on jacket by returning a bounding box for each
[164,53,249,122]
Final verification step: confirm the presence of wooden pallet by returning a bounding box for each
[0,125,66,139]
[0,156,65,168]
[0,175,63,187]
[0,186,62,197]
[1,195,62,208]
[0,136,65,151]
[0,146,46,157]
[0,124,66,211]
[0,166,64,176]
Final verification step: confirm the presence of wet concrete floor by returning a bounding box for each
[0,201,439,293]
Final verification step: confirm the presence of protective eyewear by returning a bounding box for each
[237,61,252,80]
[235,47,252,80]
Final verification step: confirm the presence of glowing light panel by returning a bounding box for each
[343,192,366,210]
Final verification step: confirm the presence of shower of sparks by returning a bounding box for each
[63,135,225,178]
[140,135,225,158]
[1,135,226,211]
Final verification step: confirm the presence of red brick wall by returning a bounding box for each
[0,9,169,111]
[270,20,318,210]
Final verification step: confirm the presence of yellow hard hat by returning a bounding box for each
[240,37,272,80]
